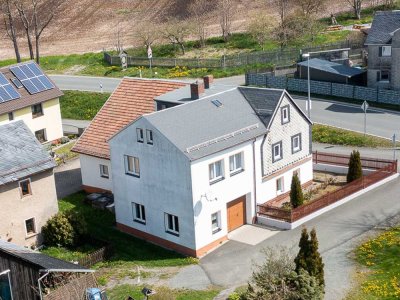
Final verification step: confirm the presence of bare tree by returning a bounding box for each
[294,0,325,16]
[114,22,124,53]
[273,13,303,49]
[14,0,34,60]
[162,18,192,55]
[247,13,274,50]
[189,0,209,47]
[217,0,236,42]
[135,20,159,50]
[0,0,21,62]
[347,0,362,19]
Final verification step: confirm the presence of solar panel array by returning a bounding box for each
[10,62,54,95]
[0,73,20,103]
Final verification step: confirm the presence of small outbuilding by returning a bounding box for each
[297,58,367,85]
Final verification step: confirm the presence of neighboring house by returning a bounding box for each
[72,78,187,193]
[109,85,312,257]
[297,58,366,85]
[0,239,92,300]
[365,11,400,89]
[0,121,58,248]
[0,61,63,142]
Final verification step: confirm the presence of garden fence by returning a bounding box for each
[77,244,113,268]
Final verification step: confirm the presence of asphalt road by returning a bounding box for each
[51,74,400,141]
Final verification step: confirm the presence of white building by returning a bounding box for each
[109,85,312,257]
[0,61,63,143]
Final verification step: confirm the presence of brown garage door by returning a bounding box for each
[227,196,246,232]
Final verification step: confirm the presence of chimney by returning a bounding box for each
[203,75,214,89]
[190,81,205,100]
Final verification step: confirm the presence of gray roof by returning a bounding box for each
[365,11,400,45]
[0,239,87,271]
[0,120,55,185]
[144,87,292,161]
[297,58,366,77]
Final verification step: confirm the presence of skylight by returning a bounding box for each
[211,99,223,107]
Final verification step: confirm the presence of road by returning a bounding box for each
[51,75,400,141]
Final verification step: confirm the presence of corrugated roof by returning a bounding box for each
[365,10,400,44]
[297,58,366,77]
[0,120,55,185]
[72,78,187,159]
[0,239,86,271]
[0,62,63,115]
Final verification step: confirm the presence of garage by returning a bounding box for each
[227,196,246,232]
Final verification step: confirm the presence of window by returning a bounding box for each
[160,104,167,110]
[165,213,179,236]
[25,218,36,236]
[229,152,244,175]
[34,129,47,143]
[146,129,153,145]
[132,203,146,224]
[8,112,13,121]
[19,179,31,197]
[272,141,283,162]
[136,128,144,143]
[281,105,290,124]
[378,70,390,82]
[211,211,221,234]
[209,160,224,183]
[291,133,302,154]
[379,46,392,57]
[125,155,140,177]
[31,103,43,118]
[100,164,109,178]
[276,177,284,194]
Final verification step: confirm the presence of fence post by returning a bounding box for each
[315,151,318,164]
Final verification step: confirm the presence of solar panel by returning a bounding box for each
[0,73,21,103]
[10,62,54,95]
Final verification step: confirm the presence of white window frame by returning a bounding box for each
[34,128,47,143]
[276,177,284,194]
[125,155,140,177]
[31,103,43,118]
[211,211,221,234]
[146,129,153,145]
[209,159,224,184]
[24,217,37,237]
[291,133,302,154]
[19,178,32,197]
[132,202,146,224]
[99,164,109,178]
[136,128,144,143]
[229,152,244,175]
[165,213,179,236]
[272,141,283,163]
[281,105,290,124]
[380,46,392,57]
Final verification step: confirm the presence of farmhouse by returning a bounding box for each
[109,85,312,257]
[0,61,63,142]
[0,121,58,248]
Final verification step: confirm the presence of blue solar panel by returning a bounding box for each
[9,62,54,95]
[0,74,9,85]
[0,73,21,103]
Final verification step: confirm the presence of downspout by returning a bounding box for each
[38,271,50,300]
[252,138,257,223]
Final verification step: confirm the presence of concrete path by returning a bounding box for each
[54,158,82,199]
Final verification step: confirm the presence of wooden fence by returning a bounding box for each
[77,244,113,268]
[258,152,397,223]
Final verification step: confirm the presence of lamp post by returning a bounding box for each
[302,53,311,119]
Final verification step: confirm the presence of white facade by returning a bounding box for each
[0,98,63,142]
[79,154,113,192]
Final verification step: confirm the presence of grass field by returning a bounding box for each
[345,227,400,299]
[312,124,399,148]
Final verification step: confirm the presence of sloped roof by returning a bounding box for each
[365,10,400,45]
[142,87,296,161]
[0,239,87,271]
[72,78,187,159]
[297,58,366,77]
[0,120,55,185]
[0,62,63,115]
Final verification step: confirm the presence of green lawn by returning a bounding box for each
[53,141,79,164]
[345,227,400,299]
[60,90,110,120]
[312,124,399,148]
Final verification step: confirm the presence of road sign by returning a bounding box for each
[361,101,369,112]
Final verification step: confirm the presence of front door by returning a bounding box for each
[227,196,246,232]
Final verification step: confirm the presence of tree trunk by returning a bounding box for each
[27,30,34,60]
[179,42,185,55]
[35,36,40,64]
[4,2,21,62]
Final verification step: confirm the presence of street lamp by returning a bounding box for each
[302,53,311,119]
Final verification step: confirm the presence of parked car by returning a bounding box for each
[86,288,108,300]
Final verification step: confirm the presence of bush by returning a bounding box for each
[290,173,304,208]
[347,150,362,183]
[42,213,75,247]
[65,210,88,243]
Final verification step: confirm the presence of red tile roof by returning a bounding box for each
[72,78,187,159]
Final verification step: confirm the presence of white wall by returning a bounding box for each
[80,154,113,192]
[109,118,196,250]
[190,141,256,250]
[0,98,63,142]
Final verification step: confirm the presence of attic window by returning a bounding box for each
[11,78,23,89]
[211,99,223,107]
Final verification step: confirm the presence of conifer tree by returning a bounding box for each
[347,150,362,183]
[294,227,310,273]
[290,173,304,208]
[307,228,325,286]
